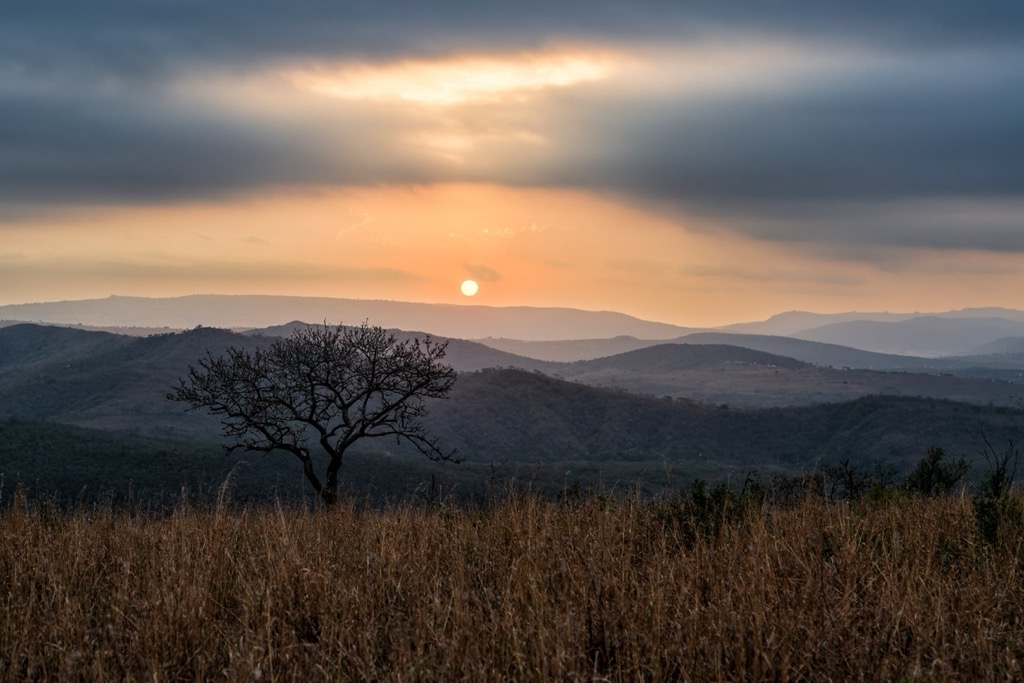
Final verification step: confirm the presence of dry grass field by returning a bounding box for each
[2,490,1023,681]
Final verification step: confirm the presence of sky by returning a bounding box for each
[2,2,1023,327]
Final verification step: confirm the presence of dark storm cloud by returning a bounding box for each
[3,1,1023,251]
[4,1,1021,77]
[530,50,1024,249]
[0,89,307,203]
[0,78,431,205]
[552,62,1024,202]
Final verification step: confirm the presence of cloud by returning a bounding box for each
[524,44,1024,253]
[293,51,617,105]
[680,264,864,288]
[4,3,1021,79]
[720,199,1024,254]
[3,1,1023,257]
[0,255,423,285]
[464,264,502,282]
[531,44,1024,182]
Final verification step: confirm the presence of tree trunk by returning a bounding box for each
[299,455,330,505]
[320,453,343,507]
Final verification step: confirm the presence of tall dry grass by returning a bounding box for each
[2,491,1023,681]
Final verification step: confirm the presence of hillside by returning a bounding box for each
[720,310,921,336]
[0,326,267,438]
[5,368,1024,503]
[0,324,551,437]
[427,368,1023,477]
[9,297,1024,358]
[0,324,131,370]
[793,316,1024,356]
[473,336,659,362]
[549,343,1024,409]
[722,308,1024,337]
[965,337,1024,356]
[3,323,1023,430]
[567,343,809,373]
[678,333,935,370]
[3,324,1024,502]
[249,322,551,373]
[0,420,471,505]
[476,331,1024,379]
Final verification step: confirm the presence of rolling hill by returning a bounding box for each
[3,323,1024,503]
[550,343,1024,409]
[428,368,1024,475]
[473,336,661,362]
[0,294,693,342]
[3,323,1024,430]
[0,324,131,370]
[476,330,1024,373]
[5,367,1022,504]
[964,337,1024,356]
[792,316,1024,356]
[248,321,551,372]
[721,307,1024,337]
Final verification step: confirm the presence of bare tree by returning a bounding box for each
[169,323,458,505]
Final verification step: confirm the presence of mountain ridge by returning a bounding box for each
[793,316,1024,357]
[4,324,1024,501]
[5,295,1024,358]
[0,294,694,342]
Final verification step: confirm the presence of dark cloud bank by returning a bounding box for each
[2,1,1022,250]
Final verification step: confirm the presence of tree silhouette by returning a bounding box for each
[169,323,457,505]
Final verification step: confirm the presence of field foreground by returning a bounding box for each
[2,493,1023,681]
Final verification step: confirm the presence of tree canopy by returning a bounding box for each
[169,323,457,505]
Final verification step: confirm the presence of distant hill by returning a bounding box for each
[146,361,1014,498]
[489,331,944,370]
[0,324,553,438]
[0,326,267,439]
[3,323,1024,502]
[549,343,1024,409]
[3,323,1023,444]
[721,310,920,336]
[248,321,551,373]
[721,307,1024,337]
[9,296,1024,359]
[420,369,1024,486]
[963,337,1024,356]
[472,336,659,362]
[793,316,1024,356]
[678,333,939,370]
[473,332,948,369]
[0,323,130,369]
[567,343,808,374]
[6,368,1024,503]
[0,294,693,342]
[474,328,1024,373]
[932,308,1024,322]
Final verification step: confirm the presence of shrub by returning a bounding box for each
[903,447,969,496]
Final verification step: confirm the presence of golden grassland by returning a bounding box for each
[2,492,1023,681]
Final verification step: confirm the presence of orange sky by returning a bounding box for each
[4,183,1023,327]
[3,15,1023,328]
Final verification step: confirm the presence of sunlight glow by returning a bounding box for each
[6,184,1024,326]
[293,50,618,105]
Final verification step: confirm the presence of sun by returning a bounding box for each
[460,279,479,297]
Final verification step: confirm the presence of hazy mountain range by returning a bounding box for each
[0,295,693,342]
[3,296,1024,502]
[4,295,1024,358]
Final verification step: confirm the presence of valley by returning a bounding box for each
[3,301,1024,504]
